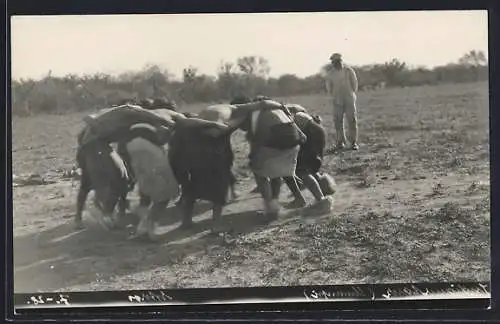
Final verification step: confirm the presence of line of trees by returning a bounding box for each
[11,50,488,117]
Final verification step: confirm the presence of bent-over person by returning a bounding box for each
[236,100,307,221]
[121,123,180,241]
[289,111,332,212]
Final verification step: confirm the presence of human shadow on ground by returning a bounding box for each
[135,197,242,227]
[13,196,309,293]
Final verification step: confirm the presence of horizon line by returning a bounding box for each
[10,52,488,82]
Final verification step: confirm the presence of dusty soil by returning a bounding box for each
[12,82,490,293]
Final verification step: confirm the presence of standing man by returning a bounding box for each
[324,53,359,152]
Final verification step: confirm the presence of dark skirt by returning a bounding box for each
[296,121,326,174]
[77,140,128,211]
[169,127,233,205]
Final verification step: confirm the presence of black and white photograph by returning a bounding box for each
[11,10,490,299]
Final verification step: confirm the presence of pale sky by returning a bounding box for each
[10,10,488,81]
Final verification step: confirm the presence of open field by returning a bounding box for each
[12,82,490,293]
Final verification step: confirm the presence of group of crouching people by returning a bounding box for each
[75,95,335,242]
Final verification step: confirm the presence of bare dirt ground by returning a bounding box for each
[12,82,490,293]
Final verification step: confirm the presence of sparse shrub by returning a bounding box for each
[467,181,479,193]
[430,183,445,196]
[337,163,369,175]
[11,50,488,117]
[375,123,415,132]
[445,130,471,144]
[357,171,376,188]
[434,202,472,222]
[365,211,378,220]
[387,193,397,200]
[466,181,489,195]
[449,157,465,168]
[468,165,483,175]
[378,153,393,170]
[475,197,490,212]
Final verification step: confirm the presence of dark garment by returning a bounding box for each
[169,125,234,205]
[296,120,326,174]
[76,139,128,212]
[79,105,176,147]
[248,108,305,151]
[264,122,305,150]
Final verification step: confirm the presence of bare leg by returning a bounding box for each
[75,178,90,230]
[113,190,128,229]
[255,175,271,208]
[287,175,304,197]
[250,175,260,193]
[179,194,196,229]
[270,177,282,200]
[175,192,184,206]
[229,172,238,201]
[283,176,307,208]
[295,175,305,189]
[255,175,279,221]
[146,200,169,241]
[211,203,224,234]
[230,186,238,201]
[129,191,151,231]
[300,173,325,202]
[298,172,332,213]
[101,188,121,230]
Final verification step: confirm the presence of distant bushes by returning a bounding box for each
[11,50,488,117]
